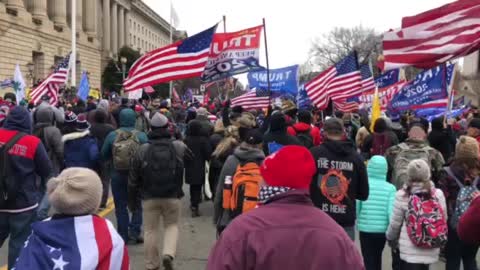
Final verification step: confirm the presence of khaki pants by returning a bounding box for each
[144,198,181,270]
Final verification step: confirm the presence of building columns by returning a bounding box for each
[125,10,130,46]
[111,1,118,54]
[76,0,83,32]
[84,0,96,36]
[28,0,48,20]
[118,5,124,48]
[49,0,67,27]
[6,0,25,11]
[102,0,110,52]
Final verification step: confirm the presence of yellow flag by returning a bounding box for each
[89,88,101,99]
[370,87,381,133]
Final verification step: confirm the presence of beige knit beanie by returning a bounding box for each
[407,159,431,183]
[455,136,479,160]
[48,168,103,215]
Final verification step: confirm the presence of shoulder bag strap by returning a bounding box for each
[1,132,27,188]
[444,167,464,188]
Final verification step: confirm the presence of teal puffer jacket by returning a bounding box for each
[356,155,396,233]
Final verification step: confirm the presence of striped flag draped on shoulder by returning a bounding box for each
[123,25,217,92]
[30,53,71,106]
[383,0,480,70]
[305,52,362,110]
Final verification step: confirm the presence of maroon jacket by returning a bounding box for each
[458,196,480,244]
[207,190,364,270]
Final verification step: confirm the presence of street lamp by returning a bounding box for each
[26,62,34,86]
[120,56,127,81]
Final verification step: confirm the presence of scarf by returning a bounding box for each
[258,186,292,204]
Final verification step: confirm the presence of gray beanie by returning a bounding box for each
[151,112,168,128]
[47,168,103,215]
[407,159,431,183]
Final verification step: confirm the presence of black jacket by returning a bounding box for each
[263,113,301,155]
[129,128,186,201]
[310,139,369,227]
[428,126,456,163]
[185,121,213,185]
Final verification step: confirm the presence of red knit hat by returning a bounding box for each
[260,146,316,190]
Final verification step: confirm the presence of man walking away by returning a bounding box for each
[207,146,364,270]
[0,106,53,269]
[310,118,369,240]
[129,113,187,270]
[102,108,148,243]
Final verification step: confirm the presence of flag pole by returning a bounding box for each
[71,0,76,88]
[169,1,174,100]
[262,18,271,98]
[220,15,227,102]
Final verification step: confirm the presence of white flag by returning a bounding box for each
[13,64,26,103]
[128,88,143,100]
[170,3,180,28]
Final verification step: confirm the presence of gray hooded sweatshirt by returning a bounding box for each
[213,143,265,231]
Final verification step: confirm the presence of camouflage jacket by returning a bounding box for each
[384,139,445,185]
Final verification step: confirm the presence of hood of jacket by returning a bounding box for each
[148,128,171,141]
[322,139,356,155]
[233,143,265,162]
[35,106,54,125]
[270,113,287,132]
[4,106,31,134]
[367,155,388,182]
[62,130,90,142]
[291,122,311,132]
[119,108,136,128]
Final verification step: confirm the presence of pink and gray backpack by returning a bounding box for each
[406,192,448,248]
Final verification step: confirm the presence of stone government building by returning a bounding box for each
[0,0,174,95]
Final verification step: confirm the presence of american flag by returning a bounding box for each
[360,64,375,92]
[334,99,359,113]
[124,25,217,92]
[30,53,71,106]
[231,90,270,110]
[305,53,362,110]
[14,215,129,270]
[383,1,480,70]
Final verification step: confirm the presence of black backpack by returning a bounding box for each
[0,132,26,208]
[295,127,314,149]
[142,141,181,198]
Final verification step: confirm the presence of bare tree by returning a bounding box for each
[309,25,382,73]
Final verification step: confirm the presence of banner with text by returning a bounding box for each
[201,25,263,82]
[247,65,299,95]
[389,64,454,112]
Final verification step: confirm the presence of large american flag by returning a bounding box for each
[124,25,217,92]
[231,89,270,110]
[14,215,129,270]
[305,53,362,110]
[383,0,480,70]
[30,53,71,106]
[360,64,375,92]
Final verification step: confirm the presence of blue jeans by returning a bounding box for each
[111,171,142,241]
[0,210,37,269]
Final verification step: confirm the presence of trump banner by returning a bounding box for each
[247,65,299,95]
[389,64,455,112]
[201,25,263,82]
[375,69,400,88]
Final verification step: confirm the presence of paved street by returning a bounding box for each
[1,188,479,269]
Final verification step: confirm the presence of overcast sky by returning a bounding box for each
[143,0,453,78]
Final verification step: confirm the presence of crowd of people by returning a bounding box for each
[0,90,479,270]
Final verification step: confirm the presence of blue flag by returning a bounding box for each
[296,84,311,110]
[248,65,299,96]
[389,64,454,113]
[77,71,90,101]
[375,69,400,88]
